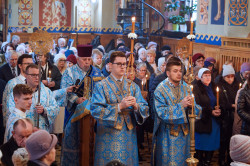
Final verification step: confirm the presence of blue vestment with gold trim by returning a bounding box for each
[90,75,149,166]
[60,64,102,166]
[152,78,202,166]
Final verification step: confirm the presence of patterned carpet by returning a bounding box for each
[56,132,220,166]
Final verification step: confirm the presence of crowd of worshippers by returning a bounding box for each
[0,35,249,166]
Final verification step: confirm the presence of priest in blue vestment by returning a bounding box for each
[60,45,103,166]
[91,51,149,166]
[152,57,202,166]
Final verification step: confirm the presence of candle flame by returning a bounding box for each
[191,94,194,97]
[239,83,242,88]
[216,87,219,92]
[132,17,136,22]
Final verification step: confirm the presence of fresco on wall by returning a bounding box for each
[39,0,72,27]
[199,0,209,24]
[211,0,225,25]
[228,0,248,26]
[77,0,91,27]
[18,0,33,26]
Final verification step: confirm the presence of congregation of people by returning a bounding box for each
[0,35,249,166]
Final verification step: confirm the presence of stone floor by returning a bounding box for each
[55,132,220,166]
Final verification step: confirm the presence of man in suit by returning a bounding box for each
[0,51,20,82]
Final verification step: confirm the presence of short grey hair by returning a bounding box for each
[12,35,20,42]
[16,44,26,54]
[136,62,147,70]
[58,38,66,45]
[5,50,18,60]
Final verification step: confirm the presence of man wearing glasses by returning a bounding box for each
[91,51,149,165]
[25,64,60,132]
[2,54,33,125]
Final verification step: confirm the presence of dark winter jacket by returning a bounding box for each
[193,80,220,133]
[217,77,239,129]
[237,84,250,136]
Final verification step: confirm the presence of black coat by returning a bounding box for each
[237,84,250,136]
[145,61,155,75]
[217,77,239,128]
[193,80,219,133]
[149,72,167,118]
[0,63,20,82]
[0,136,20,166]
[235,72,246,84]
[39,62,62,91]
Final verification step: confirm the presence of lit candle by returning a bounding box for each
[190,19,193,35]
[131,17,136,33]
[191,94,194,115]
[216,87,219,107]
[130,17,136,58]
[48,70,51,78]
[239,83,242,89]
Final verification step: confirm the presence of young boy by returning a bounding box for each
[4,84,33,142]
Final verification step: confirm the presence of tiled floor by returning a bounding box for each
[56,132,220,166]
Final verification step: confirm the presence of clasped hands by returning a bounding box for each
[119,96,138,111]
[181,95,193,108]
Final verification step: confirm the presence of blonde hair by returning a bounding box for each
[146,49,156,57]
[92,49,103,58]
[12,148,29,166]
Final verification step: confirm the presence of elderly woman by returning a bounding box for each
[54,53,67,74]
[155,57,166,76]
[146,49,157,73]
[25,130,57,166]
[135,62,149,93]
[16,44,26,55]
[193,68,221,166]
[137,48,147,63]
[192,53,205,68]
[56,38,66,54]
[92,49,103,69]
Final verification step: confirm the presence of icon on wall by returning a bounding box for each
[211,0,225,25]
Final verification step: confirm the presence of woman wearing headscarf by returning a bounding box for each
[193,68,221,166]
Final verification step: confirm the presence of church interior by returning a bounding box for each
[0,0,249,166]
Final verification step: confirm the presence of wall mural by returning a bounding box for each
[77,0,91,27]
[18,0,33,26]
[39,0,72,27]
[211,0,225,25]
[199,0,209,24]
[228,0,248,26]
